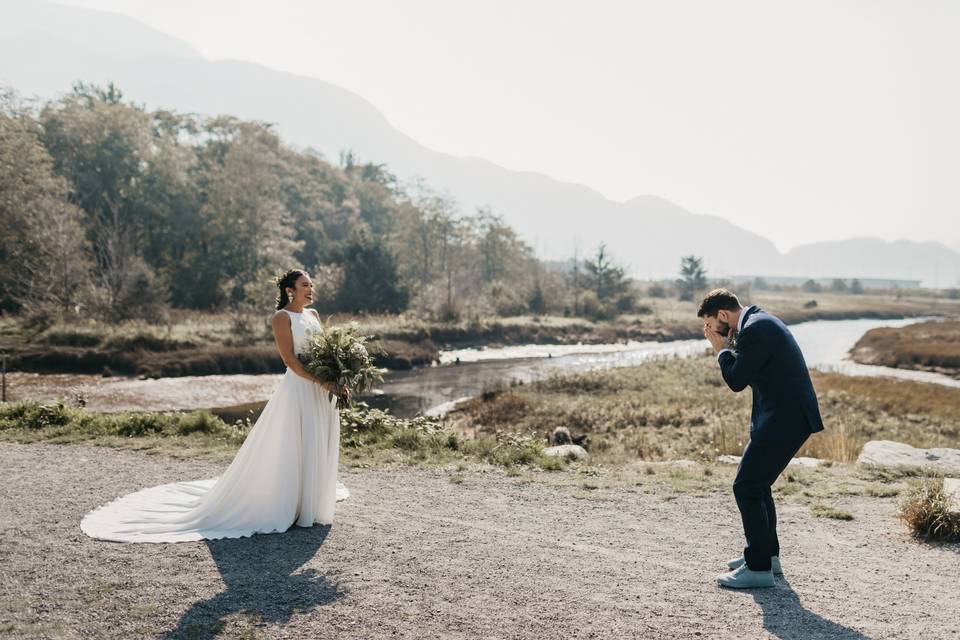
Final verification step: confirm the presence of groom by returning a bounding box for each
[698,289,824,589]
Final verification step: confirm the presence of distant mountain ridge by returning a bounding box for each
[2,0,958,287]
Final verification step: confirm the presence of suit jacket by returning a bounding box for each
[718,305,824,445]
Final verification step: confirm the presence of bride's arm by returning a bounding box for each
[271,311,327,385]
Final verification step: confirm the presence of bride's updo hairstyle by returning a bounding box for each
[274,268,308,310]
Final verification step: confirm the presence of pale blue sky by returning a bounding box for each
[52,0,960,251]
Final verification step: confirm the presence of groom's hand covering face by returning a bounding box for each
[703,311,732,338]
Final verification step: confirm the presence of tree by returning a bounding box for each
[39,84,158,312]
[830,278,849,293]
[474,207,533,284]
[850,278,864,294]
[0,103,92,312]
[583,244,629,301]
[528,279,546,315]
[329,231,409,313]
[2,83,568,318]
[647,283,667,298]
[677,255,707,301]
[802,279,822,293]
[168,118,299,307]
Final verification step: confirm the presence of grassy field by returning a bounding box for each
[851,319,960,378]
[446,356,960,465]
[2,289,956,377]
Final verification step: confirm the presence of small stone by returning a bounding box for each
[542,444,588,460]
[716,455,823,468]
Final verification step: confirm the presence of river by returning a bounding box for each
[5,317,957,417]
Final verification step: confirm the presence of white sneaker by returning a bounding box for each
[727,555,782,575]
[717,564,775,589]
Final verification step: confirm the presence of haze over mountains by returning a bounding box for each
[2,0,958,287]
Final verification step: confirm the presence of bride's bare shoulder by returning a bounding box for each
[271,310,292,326]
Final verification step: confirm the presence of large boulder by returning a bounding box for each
[945,478,960,514]
[856,441,960,475]
[716,455,823,468]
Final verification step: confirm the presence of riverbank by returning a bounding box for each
[2,291,954,378]
[850,320,960,379]
[5,356,957,469]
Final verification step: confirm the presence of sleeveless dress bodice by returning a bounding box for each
[284,308,322,357]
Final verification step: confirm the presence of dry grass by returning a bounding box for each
[851,320,960,376]
[811,503,855,520]
[898,478,960,542]
[448,356,960,465]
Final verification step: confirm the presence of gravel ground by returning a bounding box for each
[1,441,958,640]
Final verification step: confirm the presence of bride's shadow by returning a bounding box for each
[749,577,872,640]
[164,525,343,639]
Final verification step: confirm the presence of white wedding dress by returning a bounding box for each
[81,309,349,543]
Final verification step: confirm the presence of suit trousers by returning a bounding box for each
[733,429,810,571]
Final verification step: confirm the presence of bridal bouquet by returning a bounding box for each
[298,323,385,405]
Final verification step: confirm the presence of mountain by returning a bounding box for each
[2,0,958,287]
[0,0,201,61]
[781,239,960,287]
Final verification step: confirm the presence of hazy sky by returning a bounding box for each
[54,0,960,251]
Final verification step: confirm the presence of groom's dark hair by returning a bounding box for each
[697,288,741,318]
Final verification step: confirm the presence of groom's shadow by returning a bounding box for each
[748,577,872,640]
[164,525,343,639]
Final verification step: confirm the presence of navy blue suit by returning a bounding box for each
[718,306,824,571]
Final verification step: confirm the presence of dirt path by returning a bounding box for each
[1,441,958,639]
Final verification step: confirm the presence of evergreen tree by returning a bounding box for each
[677,255,707,301]
[330,231,409,313]
[583,243,629,301]
[830,278,849,292]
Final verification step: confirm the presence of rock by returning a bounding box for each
[716,455,823,468]
[424,396,472,418]
[542,444,588,460]
[856,441,960,475]
[944,478,960,514]
[646,459,698,468]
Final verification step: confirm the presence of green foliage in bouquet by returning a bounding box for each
[298,323,386,405]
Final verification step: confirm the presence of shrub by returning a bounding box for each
[487,281,528,317]
[4,402,74,430]
[899,478,960,542]
[39,329,103,347]
[101,332,196,353]
[0,401,250,446]
[469,431,543,467]
[536,455,568,471]
[647,284,667,298]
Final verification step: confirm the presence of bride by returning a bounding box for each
[81,269,350,543]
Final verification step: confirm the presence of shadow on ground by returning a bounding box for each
[164,525,343,639]
[748,577,872,640]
